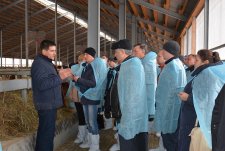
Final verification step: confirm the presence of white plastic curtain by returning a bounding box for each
[209,0,225,49]
[196,8,205,52]
[187,25,192,55]
[183,33,187,55]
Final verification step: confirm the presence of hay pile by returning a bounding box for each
[0,90,74,140]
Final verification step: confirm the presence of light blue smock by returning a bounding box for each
[154,58,187,133]
[141,51,157,116]
[156,66,161,77]
[77,58,108,101]
[192,61,225,149]
[117,57,148,140]
[186,67,195,83]
[66,62,85,97]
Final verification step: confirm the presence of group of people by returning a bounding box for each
[31,39,225,151]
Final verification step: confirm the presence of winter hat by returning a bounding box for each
[111,39,132,50]
[163,40,180,57]
[84,47,96,58]
[108,57,117,62]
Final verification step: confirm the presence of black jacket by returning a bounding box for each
[211,84,225,151]
[76,62,99,105]
[104,68,117,118]
[31,54,63,110]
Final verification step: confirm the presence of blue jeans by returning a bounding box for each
[35,109,56,151]
[83,105,99,134]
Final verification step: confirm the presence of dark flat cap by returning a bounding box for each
[111,39,132,50]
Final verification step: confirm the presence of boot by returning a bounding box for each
[104,117,113,130]
[79,132,91,148]
[109,133,120,151]
[89,134,100,151]
[74,125,87,144]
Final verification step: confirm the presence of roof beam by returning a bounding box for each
[4,21,74,54]
[3,4,54,30]
[136,16,177,35]
[0,0,24,14]
[60,38,110,61]
[128,0,187,21]
[31,11,69,30]
[100,2,177,35]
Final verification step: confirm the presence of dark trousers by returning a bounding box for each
[162,129,179,151]
[74,102,86,125]
[178,126,193,151]
[119,132,148,151]
[35,109,57,151]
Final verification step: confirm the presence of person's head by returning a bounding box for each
[187,54,197,66]
[111,39,132,63]
[162,40,180,61]
[69,63,76,68]
[183,55,189,65]
[84,47,96,64]
[195,49,220,68]
[101,55,108,65]
[108,57,117,68]
[40,40,56,60]
[157,50,165,66]
[132,43,148,59]
[78,54,85,64]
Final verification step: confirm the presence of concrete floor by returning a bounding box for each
[56,129,160,151]
[56,129,116,151]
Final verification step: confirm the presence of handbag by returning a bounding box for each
[189,119,211,151]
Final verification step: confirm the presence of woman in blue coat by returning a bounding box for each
[178,49,220,151]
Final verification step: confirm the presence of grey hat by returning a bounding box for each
[163,40,180,57]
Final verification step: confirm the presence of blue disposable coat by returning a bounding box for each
[154,58,187,133]
[192,61,225,149]
[117,57,148,140]
[141,51,157,116]
[77,58,107,101]
[66,62,84,97]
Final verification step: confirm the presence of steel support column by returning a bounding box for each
[55,0,58,65]
[74,12,76,62]
[36,41,38,55]
[186,28,189,55]
[104,34,107,56]
[20,35,23,67]
[58,43,60,64]
[0,30,2,67]
[141,29,144,43]
[204,0,209,49]
[25,0,29,67]
[88,0,100,57]
[12,58,15,68]
[131,16,137,46]
[67,47,69,66]
[119,0,126,39]
[110,37,113,57]
[21,75,28,102]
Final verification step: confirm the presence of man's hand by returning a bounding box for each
[73,75,79,82]
[178,92,189,101]
[58,68,73,80]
